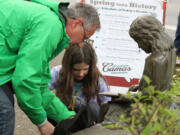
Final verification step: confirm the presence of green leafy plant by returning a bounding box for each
[104,71,180,135]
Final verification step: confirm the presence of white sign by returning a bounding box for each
[84,0,164,92]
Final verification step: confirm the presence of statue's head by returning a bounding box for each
[129,15,167,53]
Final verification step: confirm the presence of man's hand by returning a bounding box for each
[38,121,55,135]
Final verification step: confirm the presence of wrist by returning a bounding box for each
[37,118,47,128]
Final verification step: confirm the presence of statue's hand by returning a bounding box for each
[129,85,139,92]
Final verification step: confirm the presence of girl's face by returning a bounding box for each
[72,62,90,81]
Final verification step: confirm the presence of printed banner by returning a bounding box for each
[83,0,165,92]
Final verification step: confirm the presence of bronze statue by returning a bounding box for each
[99,15,176,125]
[129,15,176,92]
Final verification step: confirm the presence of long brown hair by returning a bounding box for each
[56,42,105,107]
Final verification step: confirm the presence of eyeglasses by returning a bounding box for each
[81,23,88,41]
[81,23,94,45]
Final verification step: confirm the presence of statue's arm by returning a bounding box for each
[139,55,166,91]
[138,59,152,91]
[129,58,152,92]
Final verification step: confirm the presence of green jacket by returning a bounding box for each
[0,0,75,125]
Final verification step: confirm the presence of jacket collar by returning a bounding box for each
[32,0,69,25]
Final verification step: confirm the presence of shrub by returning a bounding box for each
[104,71,180,135]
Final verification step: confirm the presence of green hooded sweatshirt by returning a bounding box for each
[0,0,75,126]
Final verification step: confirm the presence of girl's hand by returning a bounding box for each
[129,85,139,92]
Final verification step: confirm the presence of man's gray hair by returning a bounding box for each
[68,2,100,31]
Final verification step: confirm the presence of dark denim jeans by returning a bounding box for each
[175,12,180,56]
[0,82,15,135]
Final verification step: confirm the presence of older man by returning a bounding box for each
[0,0,100,135]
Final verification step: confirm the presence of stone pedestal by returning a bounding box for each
[72,124,131,135]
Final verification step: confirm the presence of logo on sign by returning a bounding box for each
[102,62,131,74]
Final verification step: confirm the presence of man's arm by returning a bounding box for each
[12,12,75,126]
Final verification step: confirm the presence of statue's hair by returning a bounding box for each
[68,2,100,31]
[129,15,173,52]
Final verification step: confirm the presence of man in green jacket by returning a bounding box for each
[0,0,100,134]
